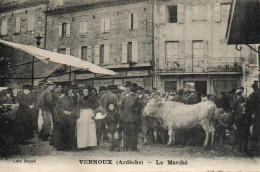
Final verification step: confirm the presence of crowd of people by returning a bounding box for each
[0,80,259,154]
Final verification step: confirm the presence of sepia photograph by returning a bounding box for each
[0,0,259,171]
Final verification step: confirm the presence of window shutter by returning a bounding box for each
[159,5,167,24]
[132,41,139,63]
[66,22,71,37]
[101,18,105,33]
[1,20,7,35]
[206,3,211,22]
[122,42,128,63]
[104,44,110,64]
[87,46,93,63]
[133,13,138,29]
[58,23,62,38]
[78,46,82,59]
[185,41,192,58]
[177,4,184,24]
[94,45,100,65]
[214,3,220,22]
[30,15,35,31]
[179,41,185,58]
[53,49,57,52]
[203,40,209,58]
[66,48,71,55]
[105,17,110,32]
[83,21,88,33]
[128,13,132,29]
[15,17,21,33]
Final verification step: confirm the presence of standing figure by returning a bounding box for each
[120,83,144,151]
[55,88,77,150]
[39,81,54,141]
[105,103,120,151]
[77,87,98,149]
[15,85,35,143]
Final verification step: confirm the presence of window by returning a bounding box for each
[128,13,138,29]
[166,42,179,59]
[220,3,231,22]
[15,17,21,33]
[127,42,132,62]
[28,15,35,31]
[62,23,66,37]
[79,21,87,34]
[81,46,88,60]
[1,19,7,36]
[101,17,110,33]
[130,13,134,29]
[192,41,204,58]
[99,45,104,65]
[192,5,206,21]
[168,6,177,23]
[57,48,66,54]
[59,22,70,38]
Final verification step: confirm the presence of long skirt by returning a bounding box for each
[77,109,97,148]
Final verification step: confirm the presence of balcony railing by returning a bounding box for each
[157,57,243,73]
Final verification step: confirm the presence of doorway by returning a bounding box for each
[184,81,207,98]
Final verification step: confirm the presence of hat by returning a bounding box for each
[107,85,118,91]
[235,89,242,94]
[3,88,12,93]
[22,85,32,90]
[252,83,258,89]
[228,88,236,94]
[99,86,107,92]
[46,81,54,86]
[124,81,132,88]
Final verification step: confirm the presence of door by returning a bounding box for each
[165,81,177,94]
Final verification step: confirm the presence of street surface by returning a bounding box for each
[0,137,260,172]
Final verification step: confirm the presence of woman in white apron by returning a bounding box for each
[77,87,98,149]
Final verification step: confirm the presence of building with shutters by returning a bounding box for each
[45,0,154,90]
[153,0,258,97]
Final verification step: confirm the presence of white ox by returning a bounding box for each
[142,99,217,146]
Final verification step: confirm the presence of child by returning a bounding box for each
[105,103,120,151]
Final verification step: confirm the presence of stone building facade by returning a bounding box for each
[153,0,258,97]
[45,0,154,90]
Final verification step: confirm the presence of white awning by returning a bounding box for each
[0,40,117,76]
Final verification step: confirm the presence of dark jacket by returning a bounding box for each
[78,95,99,110]
[100,91,119,109]
[120,92,144,122]
[39,89,54,112]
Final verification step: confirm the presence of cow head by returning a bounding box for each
[142,98,164,118]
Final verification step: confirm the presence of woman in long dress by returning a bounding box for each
[77,87,98,149]
[55,88,77,150]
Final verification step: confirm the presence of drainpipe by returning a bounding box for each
[151,0,157,89]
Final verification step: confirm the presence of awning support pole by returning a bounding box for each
[32,56,34,88]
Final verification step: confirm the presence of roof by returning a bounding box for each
[226,0,260,44]
[45,0,148,15]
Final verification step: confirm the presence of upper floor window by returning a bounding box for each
[59,22,71,38]
[220,3,231,22]
[166,41,179,59]
[122,41,139,63]
[79,21,88,34]
[127,42,132,62]
[28,15,35,31]
[101,17,110,33]
[128,13,138,29]
[99,44,105,65]
[168,6,177,23]
[192,5,206,21]
[192,41,204,58]
[1,19,8,36]
[81,46,88,60]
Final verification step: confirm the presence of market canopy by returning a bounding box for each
[0,39,117,76]
[226,0,260,45]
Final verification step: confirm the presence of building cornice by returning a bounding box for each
[0,0,49,14]
[45,0,149,16]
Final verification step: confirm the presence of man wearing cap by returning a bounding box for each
[120,83,144,151]
[15,85,35,143]
[39,81,54,141]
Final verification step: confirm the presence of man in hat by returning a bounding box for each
[172,88,186,103]
[39,81,54,141]
[2,88,14,104]
[120,83,144,151]
[247,83,260,142]
[15,85,35,143]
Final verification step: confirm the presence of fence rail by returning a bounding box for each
[157,57,243,73]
